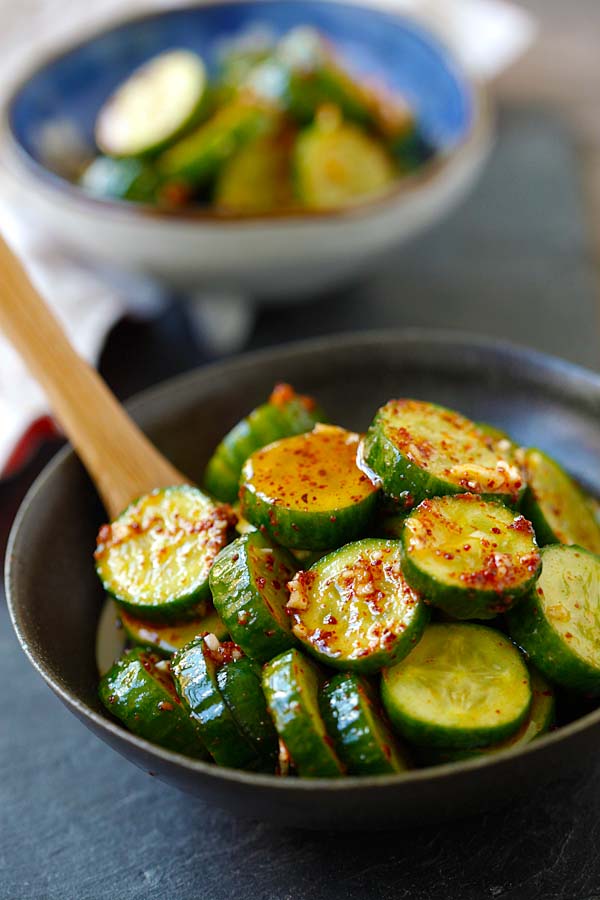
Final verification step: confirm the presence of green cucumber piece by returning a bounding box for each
[381,623,532,749]
[217,656,278,763]
[119,604,228,656]
[288,538,429,672]
[204,383,324,503]
[362,399,524,506]
[99,647,207,758]
[171,636,262,769]
[95,485,236,621]
[209,531,297,663]
[240,424,379,549]
[214,130,294,213]
[320,673,410,775]
[418,668,555,764]
[519,448,600,553]
[158,100,273,188]
[401,494,541,619]
[262,648,344,777]
[294,107,396,210]
[96,50,209,158]
[79,156,161,203]
[276,27,372,125]
[507,544,600,695]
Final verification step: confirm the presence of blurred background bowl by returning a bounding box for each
[0,0,490,303]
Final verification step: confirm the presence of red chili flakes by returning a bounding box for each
[509,515,534,535]
[158,700,174,712]
[324,614,338,625]
[491,527,502,535]
[256,576,267,590]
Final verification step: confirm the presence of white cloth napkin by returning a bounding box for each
[0,0,535,476]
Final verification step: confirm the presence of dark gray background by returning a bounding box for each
[2,109,600,900]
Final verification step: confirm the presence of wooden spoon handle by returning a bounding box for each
[0,233,187,518]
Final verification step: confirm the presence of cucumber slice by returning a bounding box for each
[287,538,429,672]
[262,648,344,777]
[209,531,297,663]
[171,635,262,769]
[507,544,600,695]
[95,485,236,621]
[96,50,208,158]
[362,399,524,506]
[320,673,411,775]
[119,604,228,656]
[158,100,273,188]
[214,130,295,213]
[217,655,278,763]
[401,494,541,620]
[381,623,532,749]
[418,668,555,764]
[79,156,161,203]
[204,383,324,504]
[240,424,379,549]
[519,448,600,553]
[295,106,396,210]
[99,647,207,758]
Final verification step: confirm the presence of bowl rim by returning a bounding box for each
[0,0,491,228]
[6,327,600,793]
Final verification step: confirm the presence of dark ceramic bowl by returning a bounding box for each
[6,331,600,830]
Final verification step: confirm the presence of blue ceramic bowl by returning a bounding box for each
[0,1,490,299]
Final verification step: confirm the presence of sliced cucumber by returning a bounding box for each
[217,655,278,763]
[381,623,532,749]
[99,647,207,758]
[507,544,600,695]
[95,485,236,621]
[519,448,600,553]
[96,50,209,158]
[320,673,411,775]
[401,494,541,620]
[158,100,273,188]
[276,27,372,126]
[262,648,344,777]
[204,383,324,503]
[119,604,228,657]
[418,668,555,764]
[209,531,297,663]
[171,635,262,769]
[240,424,378,549]
[79,156,161,203]
[214,129,295,213]
[295,106,396,210]
[288,538,428,672]
[362,399,524,506]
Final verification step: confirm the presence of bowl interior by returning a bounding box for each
[7,0,473,184]
[8,332,600,826]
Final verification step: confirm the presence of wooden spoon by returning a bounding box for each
[0,233,188,519]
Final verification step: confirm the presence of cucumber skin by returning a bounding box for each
[209,532,298,663]
[520,486,562,547]
[417,669,555,765]
[507,547,600,696]
[120,606,228,657]
[400,533,539,621]
[363,407,521,507]
[262,649,344,778]
[217,656,278,763]
[205,398,325,504]
[380,626,532,749]
[240,480,378,551]
[171,638,262,769]
[99,648,208,759]
[319,673,410,775]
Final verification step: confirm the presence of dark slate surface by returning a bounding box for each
[2,108,600,900]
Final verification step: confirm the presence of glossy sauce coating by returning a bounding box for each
[241,424,377,512]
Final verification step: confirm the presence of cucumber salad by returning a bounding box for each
[97,385,600,777]
[79,27,432,214]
